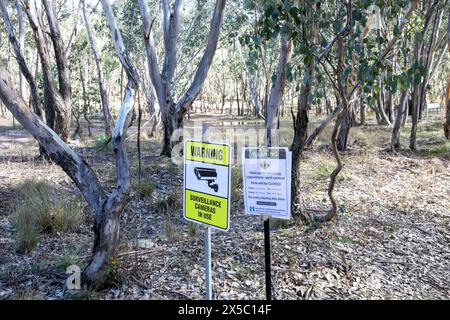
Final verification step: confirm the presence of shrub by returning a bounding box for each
[51,199,84,233]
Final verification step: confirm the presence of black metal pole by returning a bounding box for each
[264,217,272,300]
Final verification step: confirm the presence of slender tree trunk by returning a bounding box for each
[359,94,366,126]
[265,36,292,145]
[82,0,140,289]
[291,61,314,219]
[81,0,113,136]
[17,0,25,100]
[444,14,450,139]
[43,0,72,138]
[391,90,409,150]
[410,0,439,150]
[336,106,352,151]
[80,68,91,136]
[137,89,142,184]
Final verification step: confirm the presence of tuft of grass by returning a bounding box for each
[51,200,84,233]
[94,134,112,152]
[16,179,53,200]
[188,222,197,237]
[315,164,332,178]
[164,218,182,242]
[10,179,85,253]
[132,180,156,198]
[154,189,182,213]
[10,206,40,253]
[55,250,79,272]
[338,235,359,245]
[426,141,450,157]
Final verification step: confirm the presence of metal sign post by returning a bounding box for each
[183,123,231,300]
[202,123,212,300]
[263,216,272,300]
[205,226,212,300]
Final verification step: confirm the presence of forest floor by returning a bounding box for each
[0,113,449,300]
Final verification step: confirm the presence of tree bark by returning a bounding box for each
[390,90,409,150]
[359,94,366,126]
[336,105,352,151]
[290,60,314,220]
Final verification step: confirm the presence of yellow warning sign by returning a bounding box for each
[184,190,229,230]
[184,140,231,231]
[185,141,230,166]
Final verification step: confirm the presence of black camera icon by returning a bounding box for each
[194,167,219,192]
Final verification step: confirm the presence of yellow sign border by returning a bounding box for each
[183,139,231,231]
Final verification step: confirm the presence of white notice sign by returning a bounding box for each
[242,147,292,220]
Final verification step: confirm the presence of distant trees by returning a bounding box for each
[81,0,113,137]
[21,0,71,142]
[138,0,226,156]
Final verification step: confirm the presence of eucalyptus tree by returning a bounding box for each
[0,0,141,289]
[138,0,226,156]
[256,0,420,221]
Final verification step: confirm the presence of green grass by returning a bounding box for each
[164,218,182,242]
[315,164,332,179]
[94,134,112,152]
[426,141,450,157]
[10,206,40,253]
[338,235,359,245]
[9,179,85,253]
[188,222,197,237]
[132,180,156,198]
